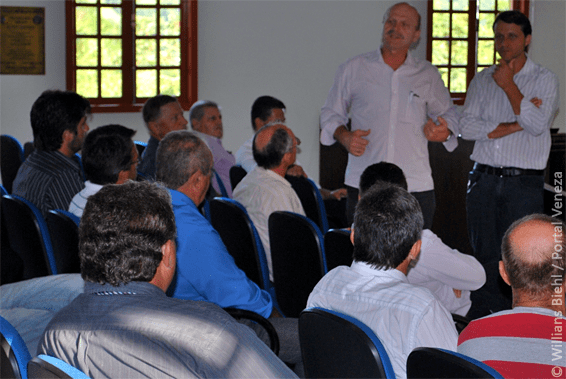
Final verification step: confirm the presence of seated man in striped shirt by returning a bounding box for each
[458,214,566,377]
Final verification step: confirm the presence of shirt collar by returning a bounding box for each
[515,55,535,77]
[376,48,416,68]
[168,188,198,209]
[255,166,292,188]
[84,281,165,297]
[351,261,409,283]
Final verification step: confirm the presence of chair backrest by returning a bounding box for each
[406,347,504,379]
[299,307,396,379]
[286,175,329,233]
[229,165,247,192]
[213,170,229,197]
[133,140,147,156]
[28,355,91,379]
[324,228,354,271]
[1,195,57,278]
[1,315,32,379]
[268,211,327,318]
[1,135,25,194]
[46,210,81,274]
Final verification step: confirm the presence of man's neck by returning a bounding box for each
[381,47,409,71]
[58,145,75,159]
[270,165,288,178]
[513,290,565,315]
[508,53,528,75]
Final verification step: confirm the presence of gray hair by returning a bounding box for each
[188,100,219,126]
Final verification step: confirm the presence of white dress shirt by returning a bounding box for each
[407,229,486,316]
[320,49,458,191]
[68,180,103,218]
[459,57,559,169]
[235,136,256,173]
[307,261,458,379]
[233,166,305,281]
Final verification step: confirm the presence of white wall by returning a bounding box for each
[1,0,564,183]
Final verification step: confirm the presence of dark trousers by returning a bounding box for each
[346,185,436,230]
[466,169,544,318]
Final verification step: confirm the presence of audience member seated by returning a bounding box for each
[12,90,90,217]
[233,123,306,281]
[458,214,565,376]
[156,131,303,375]
[138,95,188,179]
[189,100,235,197]
[68,124,138,217]
[359,162,486,316]
[307,183,458,378]
[38,181,297,378]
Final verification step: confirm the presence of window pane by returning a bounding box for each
[452,0,468,11]
[101,0,122,4]
[136,39,157,66]
[76,7,98,35]
[101,38,122,66]
[161,0,181,5]
[433,0,450,11]
[101,7,122,36]
[137,0,157,5]
[77,70,98,98]
[479,13,495,38]
[451,41,468,65]
[160,39,180,66]
[478,40,495,65]
[452,14,468,38]
[432,40,449,65]
[478,65,490,73]
[136,8,156,36]
[77,0,97,4]
[497,0,511,11]
[479,0,495,11]
[160,8,180,36]
[450,68,467,92]
[137,70,157,97]
[438,68,449,89]
[101,70,123,97]
[160,69,180,95]
[433,13,449,38]
[77,38,98,66]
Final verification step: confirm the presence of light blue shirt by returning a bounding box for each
[166,189,273,318]
[68,181,103,218]
[307,261,458,379]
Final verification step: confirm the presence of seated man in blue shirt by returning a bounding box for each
[156,130,302,375]
[38,181,296,378]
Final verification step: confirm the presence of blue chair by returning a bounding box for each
[286,175,330,233]
[28,355,91,379]
[133,140,147,156]
[46,210,81,274]
[1,135,25,194]
[2,195,57,278]
[229,165,247,192]
[324,228,354,271]
[406,347,504,378]
[1,315,32,379]
[213,170,229,197]
[299,307,395,379]
[269,211,327,318]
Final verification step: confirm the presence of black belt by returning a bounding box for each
[473,163,544,177]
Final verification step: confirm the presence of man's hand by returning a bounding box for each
[493,59,516,90]
[453,289,462,298]
[487,122,523,139]
[320,188,347,200]
[423,116,451,142]
[334,126,370,157]
[530,97,542,108]
[286,164,307,178]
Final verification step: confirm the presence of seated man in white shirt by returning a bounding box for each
[307,182,458,378]
[68,124,138,217]
[359,162,486,316]
[233,123,305,281]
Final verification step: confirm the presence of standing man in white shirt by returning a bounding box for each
[459,10,559,317]
[307,182,458,378]
[320,2,458,227]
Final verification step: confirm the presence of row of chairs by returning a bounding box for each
[1,187,81,282]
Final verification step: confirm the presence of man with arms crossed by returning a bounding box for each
[460,10,559,315]
[320,2,458,227]
[38,181,296,378]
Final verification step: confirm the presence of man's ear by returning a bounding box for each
[409,239,422,260]
[350,227,355,245]
[147,120,160,138]
[116,169,130,185]
[162,240,176,270]
[62,129,75,144]
[499,260,511,286]
[253,117,263,131]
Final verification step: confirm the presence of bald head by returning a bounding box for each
[501,214,565,297]
[252,123,296,170]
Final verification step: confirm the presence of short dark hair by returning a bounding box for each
[142,95,178,125]
[353,183,423,269]
[30,90,91,151]
[188,100,218,126]
[359,162,408,195]
[79,181,176,286]
[501,214,565,296]
[251,96,286,130]
[252,124,293,169]
[156,130,213,190]
[494,10,532,37]
[82,124,136,185]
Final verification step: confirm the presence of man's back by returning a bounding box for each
[12,150,84,217]
[307,262,458,378]
[39,281,295,378]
